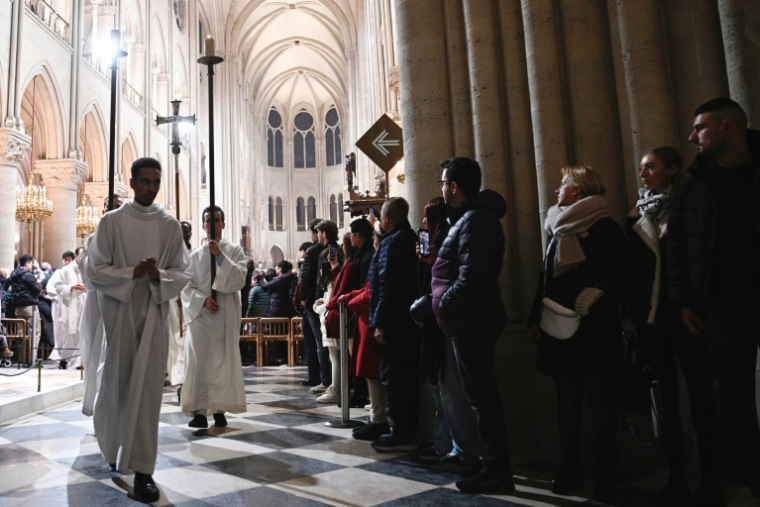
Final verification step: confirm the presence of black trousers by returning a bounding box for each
[379,331,421,439]
[306,309,331,385]
[450,331,513,477]
[706,297,760,495]
[554,374,617,487]
[638,324,720,480]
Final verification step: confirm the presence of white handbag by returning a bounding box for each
[539,297,581,340]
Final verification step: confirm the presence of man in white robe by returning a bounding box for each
[47,251,75,366]
[47,247,86,369]
[181,206,247,428]
[86,159,190,503]
[80,194,124,417]
[166,223,193,386]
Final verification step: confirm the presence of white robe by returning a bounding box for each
[79,233,105,416]
[86,201,190,475]
[46,268,67,361]
[166,296,185,385]
[47,261,85,368]
[181,239,247,416]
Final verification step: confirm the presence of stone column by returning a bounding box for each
[558,0,626,219]
[614,1,678,180]
[68,0,84,158]
[442,0,474,157]
[35,159,88,264]
[521,0,570,223]
[392,0,453,228]
[0,129,31,269]
[5,0,26,130]
[718,0,760,127]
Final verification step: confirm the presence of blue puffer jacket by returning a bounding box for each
[369,220,419,337]
[431,189,507,335]
[9,267,41,307]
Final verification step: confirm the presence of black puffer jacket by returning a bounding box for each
[528,217,631,378]
[355,241,374,287]
[667,129,760,311]
[369,220,419,336]
[10,267,41,307]
[431,189,507,335]
[261,273,297,318]
[299,241,323,309]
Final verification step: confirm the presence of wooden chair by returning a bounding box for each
[289,317,304,367]
[257,317,291,367]
[240,317,259,362]
[2,318,30,365]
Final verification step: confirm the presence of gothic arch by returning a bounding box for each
[20,66,66,161]
[79,102,108,181]
[120,131,139,189]
[269,244,285,266]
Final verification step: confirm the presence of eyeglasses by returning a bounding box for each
[437,180,448,189]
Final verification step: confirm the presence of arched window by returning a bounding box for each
[296,197,305,231]
[268,197,274,231]
[276,197,284,231]
[325,106,342,166]
[307,196,317,224]
[267,108,283,167]
[338,192,344,227]
[294,109,316,169]
[329,194,337,223]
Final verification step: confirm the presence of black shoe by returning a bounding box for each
[371,434,419,453]
[188,414,208,428]
[133,472,160,503]
[352,422,390,441]
[213,413,228,428]
[551,471,584,495]
[59,360,67,370]
[456,470,515,494]
[416,447,442,463]
[301,378,320,386]
[109,463,117,471]
[458,461,482,477]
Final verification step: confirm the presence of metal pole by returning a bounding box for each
[325,301,362,429]
[107,30,127,211]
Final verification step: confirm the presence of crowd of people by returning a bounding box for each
[2,97,759,506]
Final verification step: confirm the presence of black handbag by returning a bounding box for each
[409,293,433,323]
[617,331,663,445]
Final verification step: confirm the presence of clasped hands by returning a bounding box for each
[133,258,159,280]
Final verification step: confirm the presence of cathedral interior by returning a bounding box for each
[1,0,760,505]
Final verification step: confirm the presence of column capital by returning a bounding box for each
[86,181,129,210]
[35,159,88,191]
[0,128,31,165]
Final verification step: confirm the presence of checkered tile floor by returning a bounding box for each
[0,365,671,506]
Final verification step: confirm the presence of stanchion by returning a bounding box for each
[325,301,362,429]
[37,356,41,392]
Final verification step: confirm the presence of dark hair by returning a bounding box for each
[75,246,85,257]
[440,157,481,196]
[131,157,162,181]
[62,251,75,261]
[643,146,683,189]
[202,205,225,224]
[180,221,192,230]
[298,241,312,252]
[694,98,748,130]
[316,220,339,243]
[246,260,255,275]
[349,218,373,241]
[103,193,124,209]
[381,197,409,224]
[266,268,277,281]
[277,260,293,273]
[308,218,322,233]
[19,254,33,266]
[424,197,448,240]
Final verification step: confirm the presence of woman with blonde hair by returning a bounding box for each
[528,165,631,501]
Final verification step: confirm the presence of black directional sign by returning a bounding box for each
[355,114,404,173]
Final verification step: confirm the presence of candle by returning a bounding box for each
[205,36,215,57]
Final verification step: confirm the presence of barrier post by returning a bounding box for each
[325,301,362,428]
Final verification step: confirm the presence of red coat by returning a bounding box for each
[324,261,358,338]
[345,280,380,380]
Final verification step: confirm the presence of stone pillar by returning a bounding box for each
[442,0,474,157]
[614,1,678,179]
[558,0,626,219]
[392,0,453,228]
[5,0,26,130]
[663,0,729,157]
[521,0,570,223]
[35,159,88,264]
[68,0,84,158]
[0,129,31,269]
[718,0,760,127]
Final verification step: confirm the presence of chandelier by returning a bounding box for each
[76,197,97,239]
[15,183,53,223]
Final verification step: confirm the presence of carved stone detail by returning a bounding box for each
[35,159,89,191]
[0,128,31,165]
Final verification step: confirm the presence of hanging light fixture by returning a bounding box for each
[16,76,53,224]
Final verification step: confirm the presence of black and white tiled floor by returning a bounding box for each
[0,366,672,506]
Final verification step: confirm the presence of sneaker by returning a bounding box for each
[417,447,442,463]
[188,414,208,428]
[317,385,339,403]
[456,470,515,494]
[352,422,390,441]
[364,404,371,411]
[371,434,419,453]
[309,384,328,395]
[301,378,320,387]
[439,452,465,466]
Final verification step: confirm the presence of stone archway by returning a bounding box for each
[269,244,284,266]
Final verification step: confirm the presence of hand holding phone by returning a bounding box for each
[418,229,431,256]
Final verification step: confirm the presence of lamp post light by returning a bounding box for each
[155,100,196,219]
[107,29,128,211]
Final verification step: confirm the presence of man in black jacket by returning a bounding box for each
[431,157,514,494]
[10,253,42,359]
[369,197,421,452]
[668,98,760,501]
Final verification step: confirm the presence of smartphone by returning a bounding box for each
[369,204,376,217]
[329,245,337,259]
[418,229,431,256]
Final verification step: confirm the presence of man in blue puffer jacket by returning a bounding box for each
[431,157,513,494]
